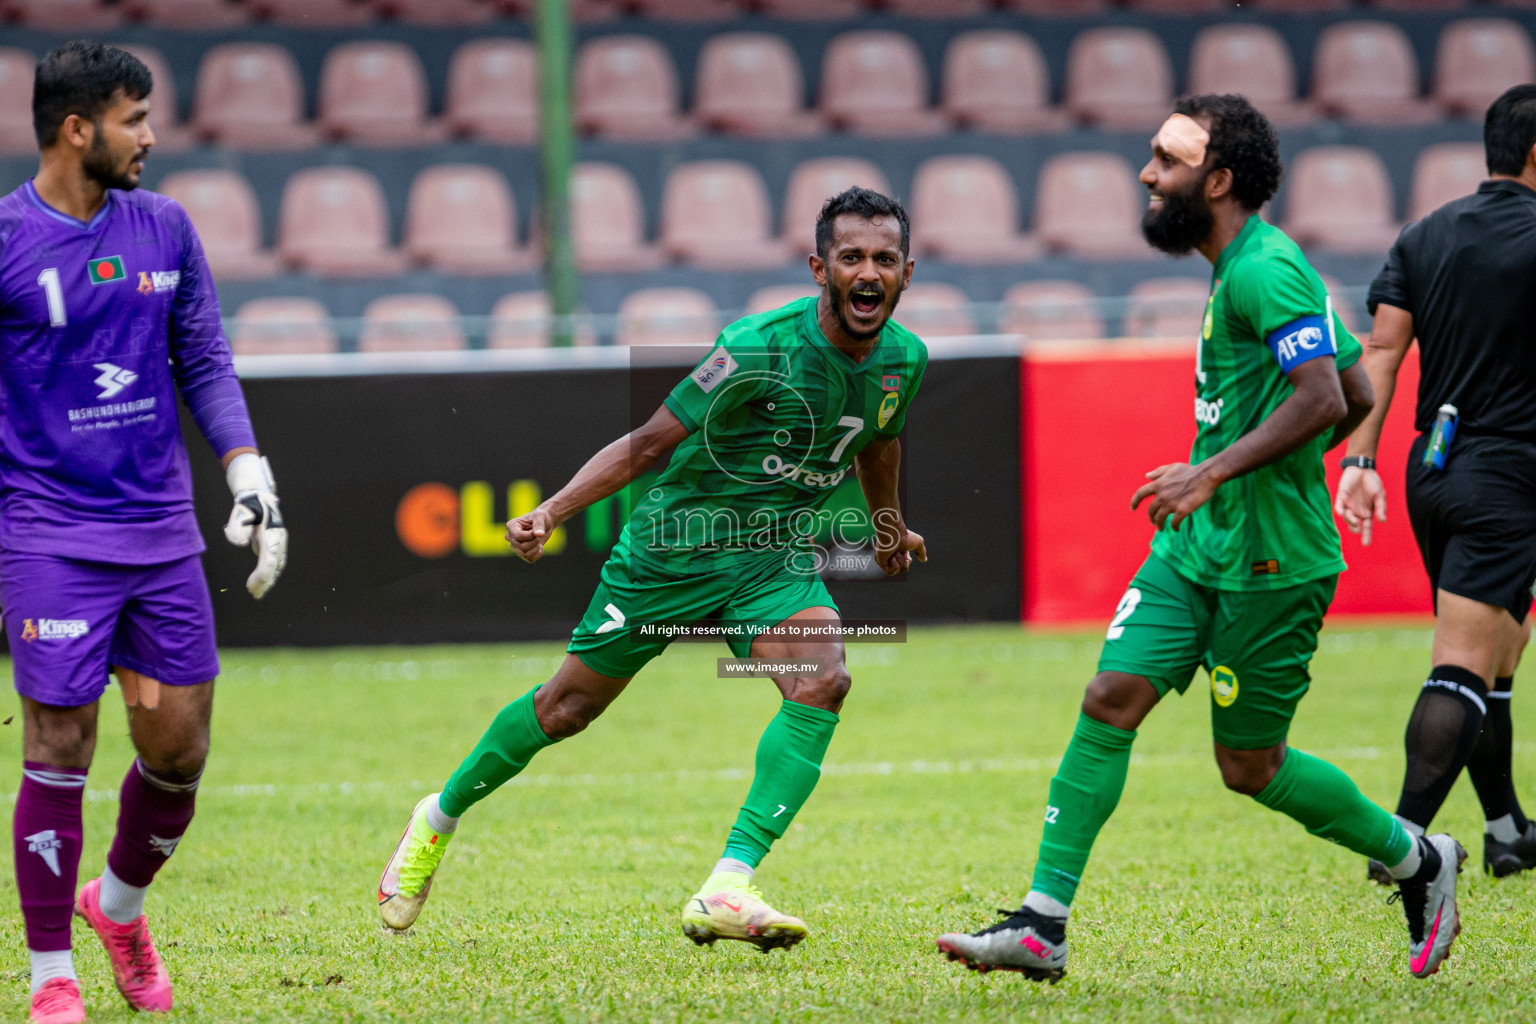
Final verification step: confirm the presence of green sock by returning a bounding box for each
[720,700,840,868]
[1253,748,1413,864]
[1029,713,1137,908]
[439,686,557,818]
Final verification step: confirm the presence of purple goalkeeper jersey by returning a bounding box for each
[0,180,256,565]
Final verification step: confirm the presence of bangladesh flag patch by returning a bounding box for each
[88,255,125,284]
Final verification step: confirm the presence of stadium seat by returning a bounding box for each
[1125,278,1209,340]
[377,0,497,24]
[1282,146,1402,255]
[624,0,739,18]
[487,291,596,348]
[1064,28,1173,131]
[319,41,444,146]
[1250,0,1348,8]
[1000,281,1105,341]
[2,0,120,29]
[894,283,975,339]
[1435,20,1536,118]
[157,170,280,282]
[753,0,863,15]
[1033,152,1148,260]
[193,44,317,150]
[277,167,407,278]
[230,298,338,356]
[745,285,817,315]
[125,0,247,27]
[1409,143,1487,221]
[694,33,822,139]
[1187,26,1313,128]
[1312,22,1441,125]
[447,39,538,144]
[910,156,1041,265]
[405,165,537,276]
[819,32,950,138]
[571,162,665,272]
[1369,0,1463,11]
[780,157,892,255]
[113,46,191,153]
[1000,0,1110,11]
[575,36,694,141]
[884,0,990,14]
[659,161,788,269]
[616,288,720,346]
[1126,0,1227,10]
[252,0,375,25]
[0,49,33,156]
[942,31,1070,134]
[359,295,466,353]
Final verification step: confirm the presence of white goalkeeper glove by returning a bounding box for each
[223,453,288,599]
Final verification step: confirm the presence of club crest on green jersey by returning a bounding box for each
[1210,665,1239,707]
[877,391,900,430]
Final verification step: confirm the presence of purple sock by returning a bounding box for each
[106,760,200,888]
[14,762,87,953]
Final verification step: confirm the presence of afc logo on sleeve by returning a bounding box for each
[692,347,737,394]
[1274,325,1324,364]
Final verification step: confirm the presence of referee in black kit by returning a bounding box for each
[1336,83,1536,882]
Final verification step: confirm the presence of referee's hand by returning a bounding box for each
[1334,466,1386,546]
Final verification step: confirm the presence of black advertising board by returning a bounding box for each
[185,353,1020,646]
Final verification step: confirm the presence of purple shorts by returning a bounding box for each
[2,552,219,707]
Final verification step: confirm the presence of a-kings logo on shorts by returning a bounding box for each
[21,618,90,642]
[137,270,180,295]
[1195,396,1225,426]
[1210,665,1240,708]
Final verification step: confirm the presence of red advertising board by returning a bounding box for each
[1022,341,1430,624]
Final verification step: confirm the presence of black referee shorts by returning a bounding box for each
[1406,433,1536,622]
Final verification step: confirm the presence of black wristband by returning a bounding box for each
[1339,456,1376,471]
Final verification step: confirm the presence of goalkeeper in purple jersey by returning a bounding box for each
[2,43,286,1024]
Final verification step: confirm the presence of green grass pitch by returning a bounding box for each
[3,623,1536,1023]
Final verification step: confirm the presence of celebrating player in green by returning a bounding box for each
[937,95,1465,980]
[376,187,928,951]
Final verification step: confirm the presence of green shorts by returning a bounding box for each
[566,554,839,679]
[1097,553,1337,750]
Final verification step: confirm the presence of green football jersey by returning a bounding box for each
[1151,215,1362,591]
[616,296,928,578]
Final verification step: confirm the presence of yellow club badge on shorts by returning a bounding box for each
[1211,665,1239,707]
[877,391,900,430]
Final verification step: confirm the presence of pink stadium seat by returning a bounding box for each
[625,0,739,18]
[488,291,596,349]
[359,295,466,353]
[377,0,497,24]
[1033,152,1148,260]
[745,285,818,315]
[1127,0,1227,10]
[0,49,33,157]
[943,31,1070,134]
[252,0,374,25]
[819,32,950,138]
[660,161,788,270]
[405,165,537,276]
[894,284,975,339]
[1064,28,1173,131]
[1001,281,1105,341]
[1125,279,1210,340]
[1370,0,1463,11]
[1000,0,1110,12]
[575,36,694,141]
[781,158,892,255]
[126,0,247,26]
[910,156,1041,265]
[571,162,665,272]
[113,46,191,153]
[231,298,337,356]
[193,44,317,150]
[277,167,407,278]
[1188,26,1313,128]
[695,33,822,139]
[1312,22,1440,125]
[617,288,720,347]
[157,170,280,282]
[1282,146,1402,256]
[884,0,990,14]
[752,0,862,15]
[319,41,444,146]
[446,39,538,144]
[1435,20,1536,118]
[1409,143,1487,221]
[3,0,120,29]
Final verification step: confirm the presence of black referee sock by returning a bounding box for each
[1466,676,1529,832]
[1396,665,1489,829]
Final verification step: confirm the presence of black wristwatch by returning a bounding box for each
[1339,456,1376,471]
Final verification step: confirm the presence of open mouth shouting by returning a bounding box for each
[848,283,885,322]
